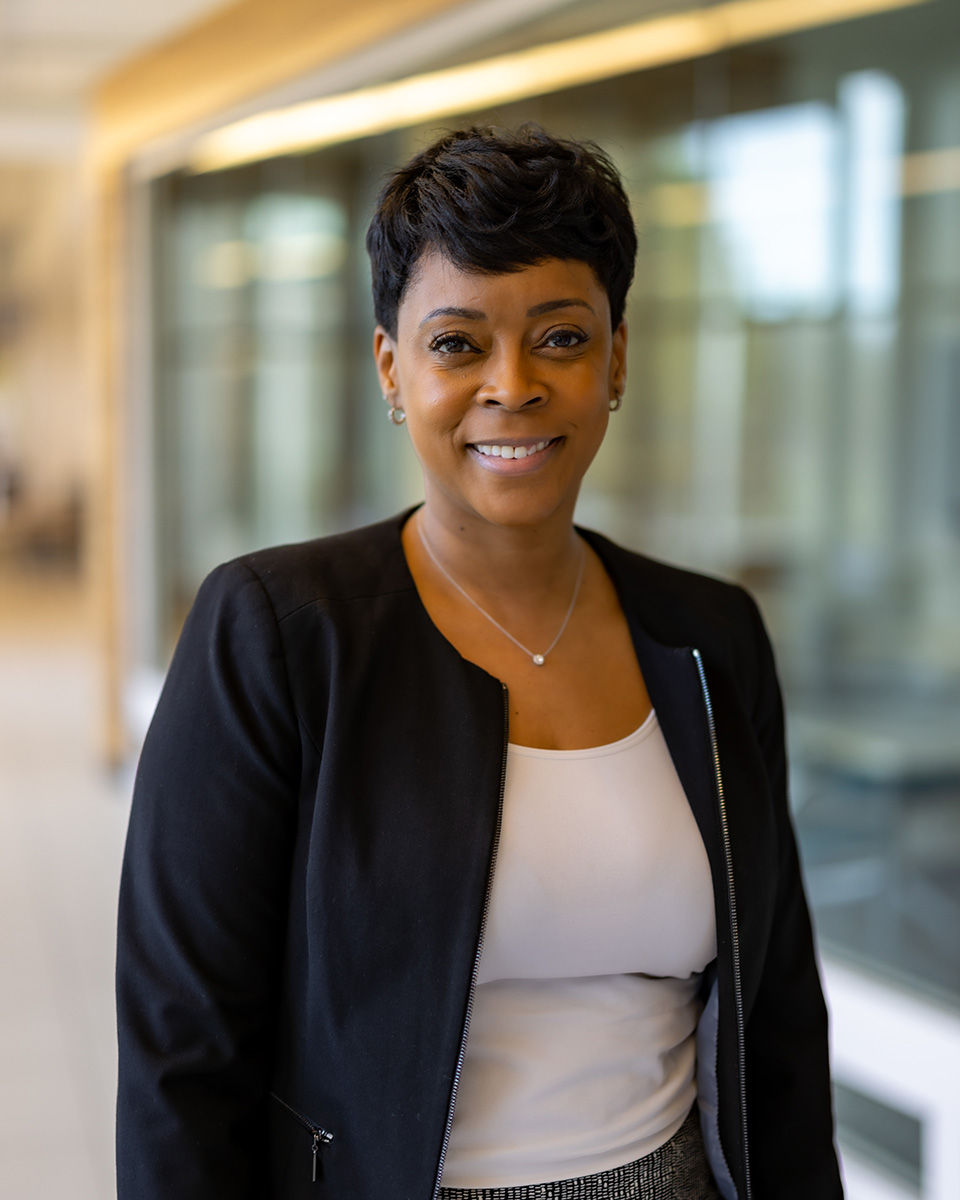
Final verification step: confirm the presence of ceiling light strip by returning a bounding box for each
[191,0,931,173]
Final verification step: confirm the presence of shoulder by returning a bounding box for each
[198,510,417,625]
[581,527,762,649]
[160,512,419,749]
[580,527,776,717]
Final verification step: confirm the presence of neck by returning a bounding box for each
[414,496,583,605]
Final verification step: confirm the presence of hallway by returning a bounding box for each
[0,578,127,1199]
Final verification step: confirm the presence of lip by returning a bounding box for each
[466,436,562,475]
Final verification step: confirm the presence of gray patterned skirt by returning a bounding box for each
[438,1108,721,1200]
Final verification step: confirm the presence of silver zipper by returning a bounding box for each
[432,683,510,1199]
[269,1091,333,1183]
[692,649,752,1200]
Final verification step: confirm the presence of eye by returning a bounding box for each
[429,332,479,355]
[542,327,588,350]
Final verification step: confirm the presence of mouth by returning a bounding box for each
[469,437,560,461]
[466,435,563,477]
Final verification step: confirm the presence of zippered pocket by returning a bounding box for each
[269,1092,334,1183]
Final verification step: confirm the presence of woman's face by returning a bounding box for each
[374,253,627,533]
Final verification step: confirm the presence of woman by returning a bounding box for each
[116,126,842,1200]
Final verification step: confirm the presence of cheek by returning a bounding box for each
[588,406,611,444]
[402,398,465,465]
[401,371,472,425]
[572,371,613,422]
[577,391,612,449]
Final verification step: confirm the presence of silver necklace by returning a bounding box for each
[418,521,585,667]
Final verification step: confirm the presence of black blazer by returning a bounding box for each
[116,511,842,1200]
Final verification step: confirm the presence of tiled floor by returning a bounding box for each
[0,580,129,1200]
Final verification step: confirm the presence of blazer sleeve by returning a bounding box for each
[739,593,844,1198]
[116,560,301,1200]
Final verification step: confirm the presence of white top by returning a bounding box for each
[440,710,717,1189]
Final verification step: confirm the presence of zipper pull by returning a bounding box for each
[310,1127,332,1182]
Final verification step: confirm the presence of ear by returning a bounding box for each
[373,325,400,405]
[609,321,627,398]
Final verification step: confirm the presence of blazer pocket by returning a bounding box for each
[269,1091,335,1184]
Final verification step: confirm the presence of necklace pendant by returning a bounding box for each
[418,520,585,672]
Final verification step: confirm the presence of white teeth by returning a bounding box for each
[475,439,552,459]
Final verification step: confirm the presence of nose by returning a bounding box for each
[475,345,546,411]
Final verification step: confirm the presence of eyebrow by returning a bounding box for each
[527,298,596,318]
[419,306,485,327]
[419,298,595,327]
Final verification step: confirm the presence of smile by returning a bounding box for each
[472,438,555,460]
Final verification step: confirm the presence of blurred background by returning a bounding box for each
[1,0,959,1196]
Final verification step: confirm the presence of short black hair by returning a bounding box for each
[366,125,637,336]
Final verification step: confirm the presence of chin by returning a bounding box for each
[467,488,576,531]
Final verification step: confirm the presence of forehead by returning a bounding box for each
[397,252,609,330]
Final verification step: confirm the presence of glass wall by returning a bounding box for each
[151,150,413,634]
[151,0,960,1023]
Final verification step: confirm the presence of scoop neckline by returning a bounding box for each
[508,707,658,759]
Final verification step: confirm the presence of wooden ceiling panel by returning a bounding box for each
[91,0,466,167]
